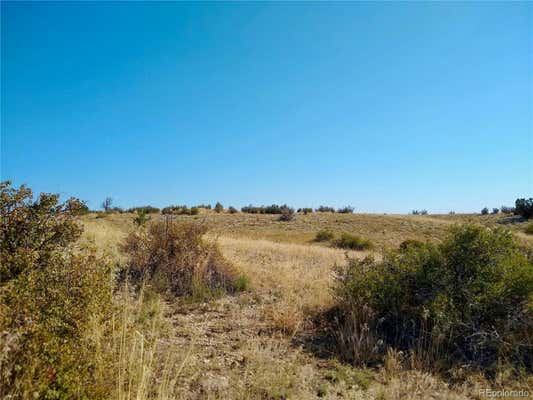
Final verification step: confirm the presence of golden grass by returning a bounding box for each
[216,236,371,333]
[75,212,532,399]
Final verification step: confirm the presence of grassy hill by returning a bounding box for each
[72,211,532,399]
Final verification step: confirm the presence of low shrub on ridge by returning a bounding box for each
[334,233,373,250]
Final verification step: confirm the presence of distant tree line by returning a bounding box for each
[93,196,533,220]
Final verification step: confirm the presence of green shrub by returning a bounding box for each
[122,220,237,299]
[411,209,428,215]
[334,233,373,250]
[235,274,251,292]
[161,205,199,215]
[524,223,533,235]
[315,229,335,242]
[481,207,489,215]
[133,208,151,226]
[337,206,354,214]
[398,239,425,251]
[214,202,224,213]
[492,208,499,214]
[515,198,533,219]
[297,207,313,214]
[316,206,335,213]
[228,206,238,214]
[501,206,515,214]
[241,204,294,215]
[332,224,533,375]
[0,181,113,399]
[127,205,160,214]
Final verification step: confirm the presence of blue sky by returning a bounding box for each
[1,2,531,213]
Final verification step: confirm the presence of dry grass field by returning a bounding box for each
[75,211,533,399]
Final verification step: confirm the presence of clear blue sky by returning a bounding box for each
[1,2,531,213]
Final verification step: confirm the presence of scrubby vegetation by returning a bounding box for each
[241,204,294,214]
[0,182,242,399]
[127,205,160,214]
[228,206,238,214]
[315,229,335,242]
[122,219,238,299]
[316,205,335,213]
[332,224,533,378]
[515,198,533,219]
[0,182,113,398]
[411,209,428,215]
[297,207,313,214]
[501,205,515,214]
[337,206,354,214]
[161,205,199,215]
[214,202,224,213]
[481,207,489,215]
[3,181,531,398]
[334,232,373,250]
[278,206,295,221]
[525,223,533,235]
[133,208,151,226]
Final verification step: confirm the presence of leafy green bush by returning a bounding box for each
[0,181,113,399]
[228,206,238,214]
[315,229,335,242]
[515,198,533,219]
[332,224,533,374]
[481,207,489,215]
[492,208,499,214]
[122,220,237,299]
[334,233,373,250]
[297,207,313,214]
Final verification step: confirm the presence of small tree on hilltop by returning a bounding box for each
[214,202,224,213]
[515,198,533,219]
[102,197,113,212]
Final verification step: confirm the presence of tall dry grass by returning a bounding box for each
[216,236,371,333]
[78,216,190,399]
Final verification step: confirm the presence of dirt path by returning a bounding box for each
[166,293,369,399]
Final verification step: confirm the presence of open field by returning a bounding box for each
[73,211,533,399]
[80,211,533,250]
